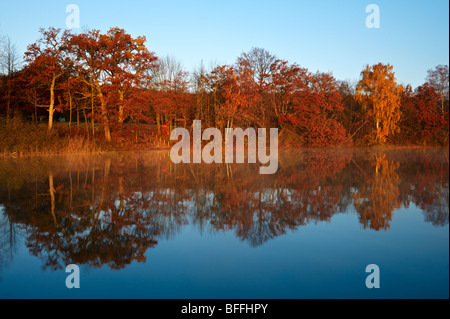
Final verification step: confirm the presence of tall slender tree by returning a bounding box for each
[0,35,21,122]
[355,63,403,143]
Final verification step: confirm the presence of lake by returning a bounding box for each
[0,148,448,298]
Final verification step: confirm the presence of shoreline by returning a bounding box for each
[1,144,447,159]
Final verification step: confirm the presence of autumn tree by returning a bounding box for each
[414,83,448,144]
[65,28,157,141]
[272,61,351,146]
[268,59,307,122]
[338,80,367,142]
[204,64,256,131]
[221,66,256,129]
[59,74,83,129]
[14,65,49,124]
[100,28,157,125]
[24,27,69,131]
[397,84,418,143]
[355,63,403,144]
[149,55,191,134]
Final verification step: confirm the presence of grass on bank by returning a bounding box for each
[0,118,102,155]
[1,116,447,157]
[0,117,173,157]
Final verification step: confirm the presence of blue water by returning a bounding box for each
[0,148,448,298]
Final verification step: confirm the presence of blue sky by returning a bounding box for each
[0,0,448,88]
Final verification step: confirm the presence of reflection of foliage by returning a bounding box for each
[0,153,185,271]
[396,150,450,226]
[353,155,401,230]
[0,148,448,271]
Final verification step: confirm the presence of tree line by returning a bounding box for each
[0,27,448,147]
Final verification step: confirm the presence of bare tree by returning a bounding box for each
[0,35,21,81]
[148,55,190,131]
[237,47,277,86]
[0,35,21,121]
[426,65,449,114]
[151,55,185,88]
[191,60,209,120]
[236,47,277,127]
[0,210,18,279]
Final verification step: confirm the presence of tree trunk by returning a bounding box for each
[118,90,125,124]
[49,171,57,227]
[77,103,80,129]
[34,101,38,125]
[376,120,380,143]
[83,108,89,137]
[6,86,11,123]
[68,91,73,128]
[156,113,161,134]
[48,76,56,131]
[6,75,12,124]
[91,88,95,137]
[97,90,111,142]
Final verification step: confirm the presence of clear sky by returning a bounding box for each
[0,0,448,88]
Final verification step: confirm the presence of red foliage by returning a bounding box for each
[278,70,352,145]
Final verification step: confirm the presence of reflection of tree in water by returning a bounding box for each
[0,153,187,271]
[353,154,401,230]
[186,150,356,246]
[400,152,449,226]
[0,207,17,279]
[0,148,448,270]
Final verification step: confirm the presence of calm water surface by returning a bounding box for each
[0,148,448,298]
